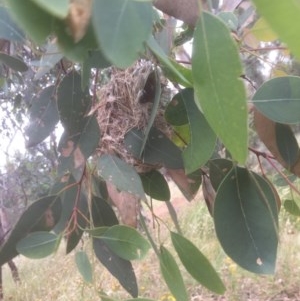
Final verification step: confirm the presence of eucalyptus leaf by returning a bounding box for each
[140,170,170,201]
[0,6,25,41]
[0,195,61,265]
[92,196,119,227]
[30,0,69,19]
[0,52,28,72]
[209,158,234,191]
[171,232,225,294]
[75,250,93,283]
[93,238,138,297]
[54,19,98,62]
[159,245,188,301]
[100,225,151,261]
[147,36,192,87]
[124,127,184,169]
[165,93,188,126]
[180,88,216,173]
[214,166,279,274]
[98,154,145,199]
[275,123,299,169]
[218,12,238,31]
[25,85,59,147]
[192,12,248,164]
[57,71,100,181]
[92,0,152,68]
[253,76,300,124]
[6,0,54,43]
[16,231,58,259]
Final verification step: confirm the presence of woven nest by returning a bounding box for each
[95,60,172,173]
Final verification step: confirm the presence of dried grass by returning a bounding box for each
[94,60,171,172]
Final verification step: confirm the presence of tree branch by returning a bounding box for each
[153,0,201,26]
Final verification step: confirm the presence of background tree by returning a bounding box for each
[1,0,300,300]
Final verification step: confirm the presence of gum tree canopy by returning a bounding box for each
[1,0,300,300]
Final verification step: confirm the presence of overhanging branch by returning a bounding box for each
[153,0,201,26]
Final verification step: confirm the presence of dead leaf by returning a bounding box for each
[254,107,300,176]
[44,208,56,228]
[202,175,216,216]
[67,0,92,42]
[166,169,201,201]
[73,147,85,169]
[106,182,139,228]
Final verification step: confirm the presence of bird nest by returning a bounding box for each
[95,60,172,173]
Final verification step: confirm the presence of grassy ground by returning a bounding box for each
[3,197,300,301]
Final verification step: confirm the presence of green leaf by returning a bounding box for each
[86,226,109,237]
[0,6,25,41]
[6,0,54,43]
[25,85,59,147]
[57,71,100,181]
[75,250,93,283]
[171,232,225,294]
[140,170,170,201]
[100,225,150,260]
[218,12,238,31]
[54,19,98,62]
[0,195,61,265]
[16,231,58,259]
[93,238,138,297]
[84,50,111,69]
[159,245,188,301]
[181,88,216,173]
[214,166,279,274]
[252,76,300,124]
[30,0,69,19]
[92,196,119,227]
[98,154,145,199]
[0,52,28,72]
[51,175,79,233]
[147,36,192,87]
[165,94,188,126]
[165,89,216,173]
[275,123,299,169]
[209,158,233,191]
[192,12,248,164]
[251,0,300,60]
[92,0,152,68]
[124,127,184,169]
[284,199,300,216]
[172,125,190,148]
[162,58,193,88]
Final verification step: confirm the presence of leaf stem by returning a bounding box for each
[139,212,159,257]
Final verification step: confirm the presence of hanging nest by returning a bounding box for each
[94,60,172,173]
